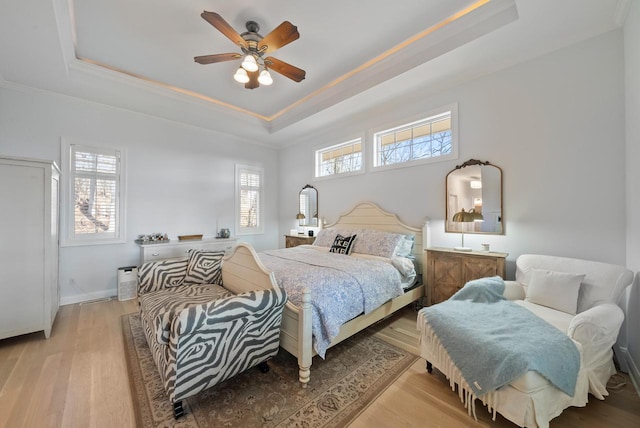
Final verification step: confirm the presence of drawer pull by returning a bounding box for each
[152,253,160,257]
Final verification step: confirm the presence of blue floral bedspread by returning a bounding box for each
[259,246,404,357]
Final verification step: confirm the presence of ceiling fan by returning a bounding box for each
[194,11,306,90]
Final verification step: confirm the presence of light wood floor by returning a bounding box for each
[0,300,638,428]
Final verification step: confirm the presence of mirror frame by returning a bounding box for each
[298,184,318,227]
[445,159,503,235]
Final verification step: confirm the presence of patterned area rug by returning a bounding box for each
[122,313,418,427]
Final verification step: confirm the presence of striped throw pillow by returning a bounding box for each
[184,250,225,285]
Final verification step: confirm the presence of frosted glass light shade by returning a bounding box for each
[258,70,273,85]
[233,67,250,83]
[241,55,259,72]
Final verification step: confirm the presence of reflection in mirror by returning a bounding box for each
[298,185,318,227]
[446,159,503,235]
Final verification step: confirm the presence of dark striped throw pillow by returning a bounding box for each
[184,250,225,285]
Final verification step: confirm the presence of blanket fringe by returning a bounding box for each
[425,322,499,421]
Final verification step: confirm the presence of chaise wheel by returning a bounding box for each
[173,400,184,419]
[426,361,433,374]
[258,361,270,373]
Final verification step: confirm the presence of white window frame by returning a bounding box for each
[60,139,127,247]
[372,103,458,172]
[314,136,365,180]
[235,164,264,236]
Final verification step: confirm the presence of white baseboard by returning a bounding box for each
[618,346,640,397]
[61,289,117,306]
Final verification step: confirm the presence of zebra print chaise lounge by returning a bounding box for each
[137,249,288,419]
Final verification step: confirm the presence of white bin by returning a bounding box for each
[117,266,138,301]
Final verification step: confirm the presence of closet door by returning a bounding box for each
[0,162,45,338]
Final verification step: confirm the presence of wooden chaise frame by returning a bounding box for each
[222,202,429,386]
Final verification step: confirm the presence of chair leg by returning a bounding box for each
[173,400,184,419]
[426,361,433,374]
[258,361,270,373]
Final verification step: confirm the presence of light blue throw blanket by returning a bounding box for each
[421,276,580,397]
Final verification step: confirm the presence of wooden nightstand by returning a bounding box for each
[425,247,508,305]
[285,234,316,248]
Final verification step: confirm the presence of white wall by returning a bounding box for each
[279,30,626,274]
[623,0,640,388]
[0,84,279,304]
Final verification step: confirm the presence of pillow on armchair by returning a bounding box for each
[525,268,585,315]
[184,250,225,285]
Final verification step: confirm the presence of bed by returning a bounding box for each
[221,202,429,386]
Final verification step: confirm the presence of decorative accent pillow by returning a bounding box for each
[329,234,357,255]
[313,229,352,247]
[137,258,188,294]
[351,229,404,258]
[184,250,225,285]
[395,234,415,257]
[525,269,585,315]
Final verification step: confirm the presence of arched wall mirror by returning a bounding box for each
[445,159,503,235]
[297,184,318,227]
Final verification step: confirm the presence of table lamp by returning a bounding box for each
[452,208,483,251]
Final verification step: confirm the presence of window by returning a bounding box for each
[61,141,126,246]
[373,104,457,169]
[315,138,363,179]
[235,164,264,235]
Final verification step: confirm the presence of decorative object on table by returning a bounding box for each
[177,234,203,241]
[135,233,169,244]
[308,230,314,237]
[122,313,417,427]
[217,228,231,239]
[481,243,490,252]
[452,208,483,251]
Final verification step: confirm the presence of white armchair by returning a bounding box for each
[418,254,633,428]
[505,254,632,400]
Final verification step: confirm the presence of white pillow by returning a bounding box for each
[394,235,415,257]
[525,269,585,315]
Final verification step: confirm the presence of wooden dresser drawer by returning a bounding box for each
[285,234,315,248]
[425,247,508,305]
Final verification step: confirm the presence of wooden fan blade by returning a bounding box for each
[194,53,241,64]
[201,11,247,49]
[245,70,260,89]
[264,56,306,82]
[258,21,300,54]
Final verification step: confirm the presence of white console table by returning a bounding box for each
[138,238,237,264]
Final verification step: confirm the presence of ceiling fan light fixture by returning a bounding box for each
[258,69,273,86]
[241,54,259,72]
[233,67,250,83]
[196,12,305,89]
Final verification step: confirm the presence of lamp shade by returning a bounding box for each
[233,67,250,83]
[258,69,273,86]
[452,208,483,222]
[241,55,259,72]
[452,208,483,252]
